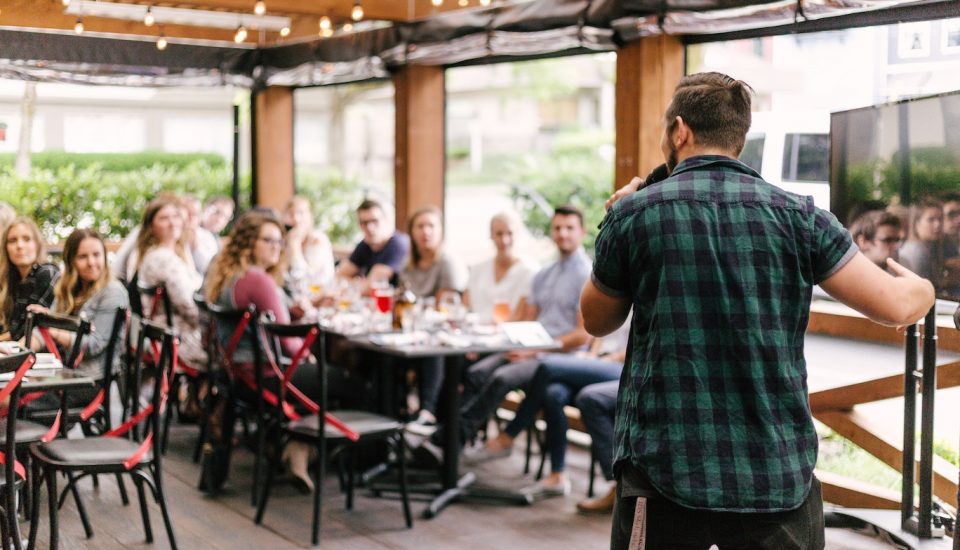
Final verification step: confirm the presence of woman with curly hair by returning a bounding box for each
[132,194,206,370]
[0,216,59,341]
[205,210,329,492]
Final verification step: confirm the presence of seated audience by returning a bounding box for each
[205,211,349,492]
[0,217,59,341]
[899,198,951,288]
[400,206,467,431]
[133,195,207,370]
[336,199,410,283]
[420,205,591,460]
[282,196,335,294]
[571,379,619,513]
[112,194,214,280]
[849,210,902,269]
[466,321,629,498]
[464,211,538,323]
[182,195,220,275]
[26,228,129,411]
[201,195,235,236]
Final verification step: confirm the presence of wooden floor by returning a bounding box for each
[19,423,901,549]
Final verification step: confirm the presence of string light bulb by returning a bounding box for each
[351,1,364,21]
[320,26,333,38]
[431,0,443,6]
[342,22,354,32]
[319,15,331,31]
[480,0,491,5]
[458,0,467,5]
[234,25,247,43]
[157,34,168,51]
[74,17,84,34]
[144,6,155,27]
[254,1,266,15]
[62,0,71,6]
[279,25,290,37]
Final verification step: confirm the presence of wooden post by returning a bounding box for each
[394,65,445,230]
[253,86,295,211]
[614,35,684,190]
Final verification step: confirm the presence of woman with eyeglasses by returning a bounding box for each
[132,195,207,371]
[205,210,340,492]
[0,216,59,342]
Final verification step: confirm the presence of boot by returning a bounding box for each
[576,485,616,514]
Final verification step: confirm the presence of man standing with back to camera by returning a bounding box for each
[581,72,935,549]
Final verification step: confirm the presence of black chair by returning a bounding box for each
[254,319,412,545]
[28,319,179,550]
[137,280,204,455]
[0,350,36,550]
[203,303,264,504]
[190,293,216,463]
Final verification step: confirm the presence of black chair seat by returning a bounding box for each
[287,410,401,440]
[33,436,152,467]
[0,419,50,445]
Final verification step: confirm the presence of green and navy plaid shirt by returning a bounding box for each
[593,155,856,512]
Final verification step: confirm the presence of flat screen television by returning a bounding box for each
[831,90,960,301]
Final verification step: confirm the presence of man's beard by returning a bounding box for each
[666,141,678,173]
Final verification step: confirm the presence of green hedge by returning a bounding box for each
[0,151,226,172]
[0,161,243,241]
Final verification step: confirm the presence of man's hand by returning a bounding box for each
[605,177,642,212]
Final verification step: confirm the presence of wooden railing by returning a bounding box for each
[808,301,959,513]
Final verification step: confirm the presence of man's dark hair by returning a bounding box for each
[664,72,754,155]
[850,210,902,243]
[940,191,960,204]
[357,198,384,214]
[553,204,584,228]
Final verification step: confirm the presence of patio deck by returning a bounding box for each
[25,421,895,550]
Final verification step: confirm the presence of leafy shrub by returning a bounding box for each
[295,168,365,246]
[0,161,243,241]
[0,151,225,172]
[507,131,613,250]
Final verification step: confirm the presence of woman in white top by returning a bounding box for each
[133,195,207,370]
[464,211,538,323]
[283,196,335,295]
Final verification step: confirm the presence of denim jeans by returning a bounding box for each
[456,353,540,445]
[575,380,619,480]
[504,354,622,474]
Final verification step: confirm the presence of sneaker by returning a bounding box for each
[411,440,444,470]
[461,443,512,466]
[524,477,572,499]
[576,486,616,514]
[405,412,438,437]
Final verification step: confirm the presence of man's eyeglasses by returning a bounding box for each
[358,218,381,227]
[946,210,960,219]
[258,237,285,247]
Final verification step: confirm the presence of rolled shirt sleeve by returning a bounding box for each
[810,205,858,284]
[591,212,631,298]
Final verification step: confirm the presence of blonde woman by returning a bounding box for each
[27,228,128,411]
[133,195,206,370]
[0,217,59,341]
[282,196,335,294]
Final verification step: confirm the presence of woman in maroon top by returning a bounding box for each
[205,210,322,492]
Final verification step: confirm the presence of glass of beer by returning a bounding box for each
[492,301,511,324]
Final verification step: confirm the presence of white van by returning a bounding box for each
[738,111,831,210]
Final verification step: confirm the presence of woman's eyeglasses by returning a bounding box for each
[258,237,285,247]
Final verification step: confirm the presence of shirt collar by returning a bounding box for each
[669,155,761,180]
